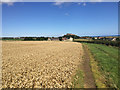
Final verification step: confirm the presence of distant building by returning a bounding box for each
[98,37,103,39]
[48,37,51,41]
[111,38,116,41]
[62,37,67,41]
[62,37,73,41]
[69,37,73,41]
[51,37,59,41]
[66,33,75,36]
[94,37,98,40]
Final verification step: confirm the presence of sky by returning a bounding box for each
[2,2,118,37]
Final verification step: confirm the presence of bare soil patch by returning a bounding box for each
[82,44,96,88]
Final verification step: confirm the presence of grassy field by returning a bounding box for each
[1,39,23,41]
[84,43,119,88]
[74,39,93,42]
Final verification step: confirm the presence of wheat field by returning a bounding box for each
[2,41,83,88]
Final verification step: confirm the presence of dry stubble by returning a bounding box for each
[2,41,83,88]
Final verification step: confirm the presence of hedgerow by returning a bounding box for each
[74,40,120,47]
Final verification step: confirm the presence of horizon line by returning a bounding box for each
[1,34,120,37]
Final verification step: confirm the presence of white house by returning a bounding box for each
[69,37,73,41]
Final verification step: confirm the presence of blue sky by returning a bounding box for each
[2,2,118,37]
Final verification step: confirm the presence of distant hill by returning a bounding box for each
[63,33,80,39]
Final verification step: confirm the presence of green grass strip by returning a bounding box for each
[72,69,84,88]
[85,43,118,89]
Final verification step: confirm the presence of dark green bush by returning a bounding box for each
[36,37,48,41]
[24,37,35,41]
[24,37,48,41]
[74,40,120,47]
[59,37,62,41]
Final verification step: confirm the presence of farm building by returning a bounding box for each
[62,37,67,41]
[111,38,116,41]
[62,37,73,41]
[51,37,59,41]
[69,37,73,41]
[47,37,51,41]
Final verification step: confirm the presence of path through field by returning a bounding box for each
[2,41,84,88]
[82,45,96,88]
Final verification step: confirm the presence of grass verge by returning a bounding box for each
[72,68,84,88]
[84,43,118,89]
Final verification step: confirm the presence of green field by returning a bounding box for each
[84,43,119,88]
[74,39,93,42]
[1,39,23,41]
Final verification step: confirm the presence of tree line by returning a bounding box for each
[74,40,120,47]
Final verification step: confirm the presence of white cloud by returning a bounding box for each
[53,0,73,6]
[89,0,103,2]
[53,0,119,3]
[78,2,81,5]
[65,13,69,16]
[1,0,118,6]
[2,0,11,1]
[1,0,19,6]
[6,2,14,6]
[83,2,86,6]
[53,2,64,5]
[53,1,87,7]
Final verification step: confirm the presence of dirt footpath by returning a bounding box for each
[2,41,83,88]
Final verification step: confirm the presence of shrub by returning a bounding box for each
[74,40,120,47]
[24,37,35,41]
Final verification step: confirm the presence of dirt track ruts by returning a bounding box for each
[2,41,83,88]
[83,44,96,88]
